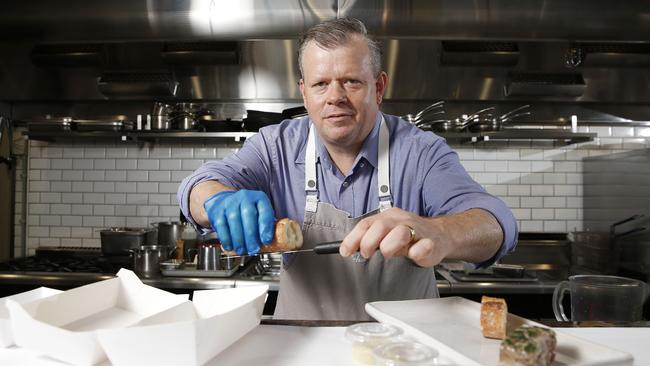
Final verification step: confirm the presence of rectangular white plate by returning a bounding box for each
[366,297,633,366]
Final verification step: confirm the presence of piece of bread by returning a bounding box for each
[499,325,556,366]
[223,218,303,255]
[480,295,508,339]
[259,218,303,252]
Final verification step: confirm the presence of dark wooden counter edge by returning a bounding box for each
[262,319,650,327]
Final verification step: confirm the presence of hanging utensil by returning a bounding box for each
[464,106,495,122]
[402,101,445,124]
[413,110,446,126]
[499,104,530,120]
[499,111,532,123]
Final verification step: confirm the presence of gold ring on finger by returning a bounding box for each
[404,224,417,244]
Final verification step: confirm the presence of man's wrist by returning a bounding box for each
[204,189,235,207]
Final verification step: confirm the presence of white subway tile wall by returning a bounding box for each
[11,129,650,256]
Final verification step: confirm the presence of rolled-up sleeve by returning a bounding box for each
[177,132,274,233]
[421,140,518,268]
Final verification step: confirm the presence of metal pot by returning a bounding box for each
[130,244,175,277]
[151,221,186,247]
[570,215,646,273]
[100,227,154,256]
[171,113,197,130]
[425,118,470,133]
[151,102,173,116]
[186,243,243,271]
[150,115,170,130]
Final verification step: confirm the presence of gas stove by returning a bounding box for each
[0,246,128,274]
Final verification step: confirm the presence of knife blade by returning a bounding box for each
[220,240,342,260]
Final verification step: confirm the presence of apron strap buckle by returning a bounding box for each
[378,199,393,212]
[305,194,319,212]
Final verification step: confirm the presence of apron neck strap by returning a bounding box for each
[377,114,392,211]
[304,115,392,213]
[304,126,319,212]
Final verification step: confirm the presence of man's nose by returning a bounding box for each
[325,81,347,104]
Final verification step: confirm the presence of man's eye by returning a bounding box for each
[345,79,362,86]
[313,82,327,88]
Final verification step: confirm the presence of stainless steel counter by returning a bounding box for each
[435,269,562,295]
[0,268,562,295]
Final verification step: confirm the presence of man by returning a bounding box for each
[178,18,517,320]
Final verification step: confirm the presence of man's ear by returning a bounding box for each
[375,71,388,105]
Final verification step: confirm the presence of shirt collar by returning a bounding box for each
[295,113,382,170]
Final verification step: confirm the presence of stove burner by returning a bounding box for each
[0,255,125,274]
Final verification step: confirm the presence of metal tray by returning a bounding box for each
[26,117,73,132]
[161,262,238,277]
[74,117,134,132]
[449,270,538,282]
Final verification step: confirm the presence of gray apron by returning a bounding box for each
[273,116,439,320]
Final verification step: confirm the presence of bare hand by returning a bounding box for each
[339,207,448,268]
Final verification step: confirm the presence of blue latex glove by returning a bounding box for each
[203,190,275,255]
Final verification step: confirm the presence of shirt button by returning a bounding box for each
[360,162,365,168]
[342,181,349,188]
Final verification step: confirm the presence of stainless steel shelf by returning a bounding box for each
[23,129,595,145]
[22,130,256,142]
[436,129,596,144]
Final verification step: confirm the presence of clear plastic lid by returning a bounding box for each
[373,341,439,366]
[345,323,403,344]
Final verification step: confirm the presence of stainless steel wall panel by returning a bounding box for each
[0,0,334,42]
[344,0,650,42]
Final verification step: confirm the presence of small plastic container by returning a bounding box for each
[373,341,439,365]
[345,323,403,365]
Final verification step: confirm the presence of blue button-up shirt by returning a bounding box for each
[178,113,518,266]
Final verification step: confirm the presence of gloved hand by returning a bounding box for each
[203,189,276,255]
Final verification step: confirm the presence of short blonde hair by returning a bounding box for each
[298,18,382,78]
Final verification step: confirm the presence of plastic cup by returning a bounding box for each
[345,323,403,365]
[373,341,438,365]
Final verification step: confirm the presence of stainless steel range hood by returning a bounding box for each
[0,0,332,42]
[1,1,650,104]
[1,1,649,42]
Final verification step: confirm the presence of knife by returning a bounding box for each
[220,240,343,259]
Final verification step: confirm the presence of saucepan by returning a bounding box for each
[467,105,531,132]
[151,221,186,247]
[422,106,495,133]
[186,243,243,271]
[100,227,155,256]
[130,244,177,277]
[402,101,445,125]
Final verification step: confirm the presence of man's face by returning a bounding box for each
[299,36,387,150]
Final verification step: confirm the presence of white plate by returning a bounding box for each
[365,297,633,366]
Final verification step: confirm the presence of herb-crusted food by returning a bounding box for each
[500,325,557,366]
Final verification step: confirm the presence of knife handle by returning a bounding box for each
[313,241,342,255]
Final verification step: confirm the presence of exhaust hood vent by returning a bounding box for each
[97,72,178,98]
[440,41,519,66]
[505,72,586,97]
[31,44,105,68]
[162,41,240,65]
[574,42,650,67]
